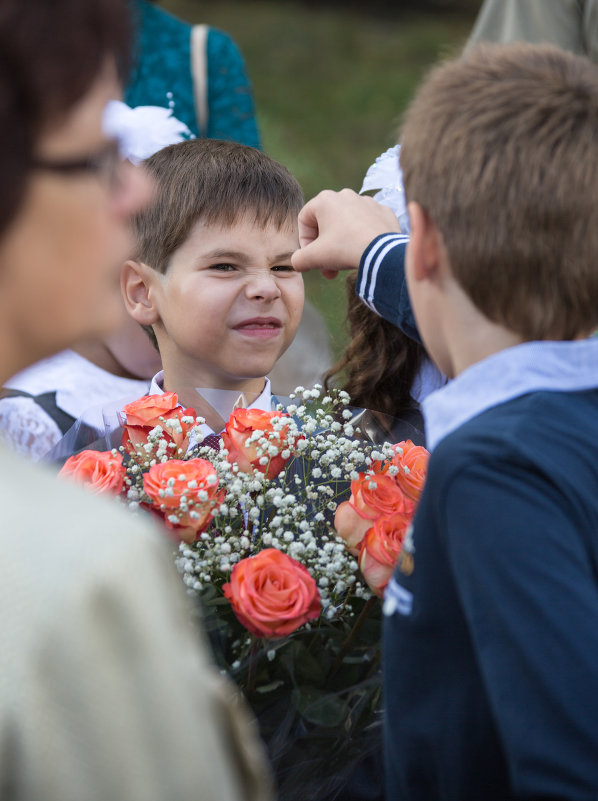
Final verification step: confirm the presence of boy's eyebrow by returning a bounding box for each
[201,249,296,262]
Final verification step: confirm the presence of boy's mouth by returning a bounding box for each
[233,317,283,340]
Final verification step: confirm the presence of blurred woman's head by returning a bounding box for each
[0,0,151,380]
[0,0,131,234]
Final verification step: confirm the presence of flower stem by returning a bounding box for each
[326,596,377,684]
[246,638,260,696]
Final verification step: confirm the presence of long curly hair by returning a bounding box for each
[324,272,425,418]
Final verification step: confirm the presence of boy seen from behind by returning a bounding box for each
[381,44,598,799]
[122,139,305,434]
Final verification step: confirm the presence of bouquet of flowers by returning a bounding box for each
[58,385,428,800]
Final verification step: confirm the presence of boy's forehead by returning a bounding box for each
[174,213,299,262]
[192,213,297,239]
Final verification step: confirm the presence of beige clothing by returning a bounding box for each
[469,0,598,62]
[0,444,273,801]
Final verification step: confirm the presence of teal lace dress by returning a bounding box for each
[125,0,261,146]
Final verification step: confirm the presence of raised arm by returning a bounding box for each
[292,189,418,337]
[291,189,401,277]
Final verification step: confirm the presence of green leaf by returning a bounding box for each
[256,679,286,694]
[293,686,350,727]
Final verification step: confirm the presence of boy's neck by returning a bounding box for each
[439,281,524,379]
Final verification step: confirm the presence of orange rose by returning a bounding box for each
[384,440,429,503]
[122,392,180,426]
[221,408,296,479]
[358,513,411,597]
[121,393,196,456]
[59,449,126,496]
[223,548,321,639]
[334,500,372,555]
[335,470,414,554]
[143,458,223,543]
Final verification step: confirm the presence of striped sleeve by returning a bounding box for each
[356,233,420,342]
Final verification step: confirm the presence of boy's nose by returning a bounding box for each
[245,270,282,301]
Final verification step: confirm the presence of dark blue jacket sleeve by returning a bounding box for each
[445,459,598,798]
[355,234,420,342]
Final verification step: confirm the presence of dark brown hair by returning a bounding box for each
[400,43,598,340]
[133,138,304,274]
[0,0,131,235]
[324,272,425,416]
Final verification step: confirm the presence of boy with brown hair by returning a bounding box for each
[292,43,598,799]
[122,138,305,433]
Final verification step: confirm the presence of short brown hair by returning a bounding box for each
[133,138,304,274]
[0,0,131,236]
[400,43,598,340]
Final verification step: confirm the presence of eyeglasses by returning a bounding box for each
[32,139,123,190]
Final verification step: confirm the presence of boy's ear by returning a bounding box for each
[407,202,446,283]
[121,260,161,326]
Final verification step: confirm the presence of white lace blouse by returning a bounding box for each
[0,350,149,461]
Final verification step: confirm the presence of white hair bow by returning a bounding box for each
[360,145,410,234]
[102,100,193,165]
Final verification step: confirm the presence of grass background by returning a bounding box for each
[161,0,481,356]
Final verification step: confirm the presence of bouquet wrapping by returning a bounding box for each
[58,385,429,800]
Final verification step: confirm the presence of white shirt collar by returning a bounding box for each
[423,338,598,452]
[147,371,273,434]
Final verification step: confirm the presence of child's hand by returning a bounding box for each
[291,188,402,279]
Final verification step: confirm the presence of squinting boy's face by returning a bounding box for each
[151,214,304,393]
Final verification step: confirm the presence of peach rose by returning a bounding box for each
[221,408,296,479]
[358,513,411,597]
[143,458,223,543]
[335,470,414,554]
[59,450,126,496]
[121,393,196,456]
[385,440,430,503]
[334,500,372,555]
[223,548,321,639]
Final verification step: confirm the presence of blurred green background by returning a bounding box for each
[161,0,482,357]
